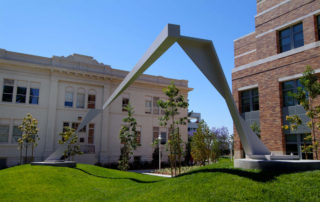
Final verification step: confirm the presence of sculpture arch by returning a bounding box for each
[46,24,271,161]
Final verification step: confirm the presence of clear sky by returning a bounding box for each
[0,0,257,133]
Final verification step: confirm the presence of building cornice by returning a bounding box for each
[0,48,189,89]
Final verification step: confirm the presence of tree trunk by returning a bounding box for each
[19,144,22,165]
[31,144,34,162]
[25,143,28,164]
[309,99,318,160]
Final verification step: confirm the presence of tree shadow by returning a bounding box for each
[74,168,161,184]
[176,168,311,183]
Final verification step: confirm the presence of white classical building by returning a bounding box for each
[0,49,191,167]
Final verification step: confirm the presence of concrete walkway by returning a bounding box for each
[129,169,172,178]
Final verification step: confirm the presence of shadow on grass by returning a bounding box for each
[74,168,161,184]
[176,168,310,183]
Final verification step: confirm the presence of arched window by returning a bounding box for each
[88,89,96,109]
[76,88,85,108]
[64,87,74,107]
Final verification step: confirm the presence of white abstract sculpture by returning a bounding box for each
[46,24,272,162]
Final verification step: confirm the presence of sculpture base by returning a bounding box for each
[234,159,320,171]
[31,161,76,168]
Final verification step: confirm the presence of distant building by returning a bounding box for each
[0,49,191,167]
[232,0,320,159]
[188,112,201,136]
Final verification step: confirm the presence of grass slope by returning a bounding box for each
[0,159,320,201]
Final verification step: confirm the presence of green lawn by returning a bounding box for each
[0,159,320,201]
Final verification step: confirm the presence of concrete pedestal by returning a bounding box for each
[234,159,320,171]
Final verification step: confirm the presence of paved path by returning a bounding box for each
[129,169,172,178]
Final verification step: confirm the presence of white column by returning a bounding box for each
[43,76,58,158]
[99,82,111,163]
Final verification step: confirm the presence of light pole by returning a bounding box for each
[158,134,161,170]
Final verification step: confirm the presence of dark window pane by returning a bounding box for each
[161,132,166,144]
[286,134,297,143]
[252,88,259,96]
[88,94,96,109]
[240,88,259,112]
[16,95,26,103]
[3,86,13,94]
[16,87,27,103]
[286,144,298,155]
[252,96,259,111]
[293,23,302,33]
[280,37,291,46]
[2,94,13,102]
[17,87,26,95]
[283,80,295,90]
[280,44,291,52]
[241,91,250,98]
[279,23,304,53]
[2,84,14,102]
[280,28,290,38]
[122,98,129,111]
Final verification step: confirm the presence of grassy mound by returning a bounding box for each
[0,159,320,201]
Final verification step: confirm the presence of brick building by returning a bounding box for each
[232,0,320,159]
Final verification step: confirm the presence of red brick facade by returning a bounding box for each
[233,0,320,159]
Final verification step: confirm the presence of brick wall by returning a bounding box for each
[233,0,320,158]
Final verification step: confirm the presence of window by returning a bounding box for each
[240,88,259,113]
[64,87,74,107]
[88,123,94,144]
[2,79,14,102]
[72,122,79,130]
[63,122,69,132]
[76,89,85,108]
[282,79,303,107]
[153,127,159,142]
[88,90,96,109]
[317,15,320,40]
[29,88,39,104]
[136,126,141,144]
[153,97,159,114]
[15,81,27,103]
[29,83,40,105]
[0,125,9,143]
[12,126,22,143]
[279,23,304,53]
[286,133,313,159]
[122,97,129,111]
[145,97,152,114]
[160,131,167,144]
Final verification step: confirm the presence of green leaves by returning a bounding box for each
[18,113,40,163]
[59,126,82,160]
[118,103,139,170]
[157,81,189,176]
[282,66,320,159]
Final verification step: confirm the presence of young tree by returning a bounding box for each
[18,113,39,164]
[283,66,320,159]
[158,81,188,176]
[250,122,261,138]
[212,126,229,155]
[118,103,140,171]
[58,126,82,161]
[191,120,219,165]
[191,121,210,165]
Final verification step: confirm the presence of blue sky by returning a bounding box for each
[0,0,257,133]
